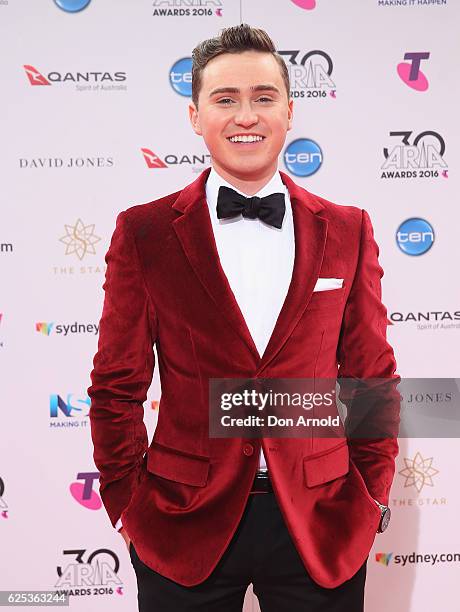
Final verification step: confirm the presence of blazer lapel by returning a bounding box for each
[256,172,328,373]
[172,168,260,363]
[171,167,328,372]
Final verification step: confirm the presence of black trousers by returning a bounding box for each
[129,492,367,611]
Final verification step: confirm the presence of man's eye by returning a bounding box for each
[217,98,233,105]
[257,97,273,102]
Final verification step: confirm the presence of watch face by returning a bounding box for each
[380,507,391,532]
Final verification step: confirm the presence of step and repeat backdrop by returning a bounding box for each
[1,1,459,610]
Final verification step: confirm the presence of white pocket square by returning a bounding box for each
[313,278,344,292]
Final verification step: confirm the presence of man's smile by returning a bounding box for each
[226,133,267,145]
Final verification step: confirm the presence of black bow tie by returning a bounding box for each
[216,185,286,229]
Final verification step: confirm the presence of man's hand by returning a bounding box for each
[119,526,131,551]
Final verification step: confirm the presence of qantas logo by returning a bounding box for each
[24,65,51,86]
[141,149,168,169]
[141,148,211,169]
[23,65,127,86]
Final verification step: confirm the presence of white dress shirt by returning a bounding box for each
[115,166,295,531]
[205,166,295,470]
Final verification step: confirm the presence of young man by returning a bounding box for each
[88,24,399,612]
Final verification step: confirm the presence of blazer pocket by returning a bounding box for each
[146,442,210,487]
[303,441,349,487]
[306,287,345,310]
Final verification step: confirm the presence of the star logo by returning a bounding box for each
[59,219,101,260]
[398,451,439,492]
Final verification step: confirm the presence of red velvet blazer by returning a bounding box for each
[88,167,400,588]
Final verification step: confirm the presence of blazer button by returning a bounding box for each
[243,443,254,456]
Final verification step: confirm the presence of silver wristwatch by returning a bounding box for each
[373,498,391,533]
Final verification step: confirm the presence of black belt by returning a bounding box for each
[250,469,273,493]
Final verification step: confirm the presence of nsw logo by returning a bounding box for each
[50,394,90,418]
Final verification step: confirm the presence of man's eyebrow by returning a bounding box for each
[208,84,281,97]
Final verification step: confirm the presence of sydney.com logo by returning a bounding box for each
[376,551,460,566]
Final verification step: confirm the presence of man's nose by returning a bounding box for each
[234,102,258,127]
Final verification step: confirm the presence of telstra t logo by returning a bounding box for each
[397,52,430,91]
[70,472,102,510]
[290,0,317,9]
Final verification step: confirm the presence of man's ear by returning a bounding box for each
[188,102,202,136]
[287,97,294,131]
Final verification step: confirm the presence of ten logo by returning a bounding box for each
[396,218,434,256]
[169,57,192,97]
[284,138,323,177]
[54,0,91,12]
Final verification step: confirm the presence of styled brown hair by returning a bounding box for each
[191,23,290,108]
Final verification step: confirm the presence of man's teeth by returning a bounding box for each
[228,135,264,143]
